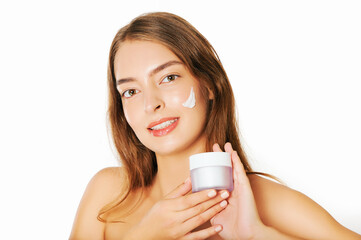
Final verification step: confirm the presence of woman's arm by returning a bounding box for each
[250,173,361,240]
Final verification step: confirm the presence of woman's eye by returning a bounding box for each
[161,74,179,83]
[122,89,139,98]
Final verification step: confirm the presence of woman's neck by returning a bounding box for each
[151,136,208,199]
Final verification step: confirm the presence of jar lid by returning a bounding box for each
[189,152,231,170]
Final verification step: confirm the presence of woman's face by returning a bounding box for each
[113,40,209,156]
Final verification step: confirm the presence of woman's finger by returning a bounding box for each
[181,190,229,221]
[224,142,233,153]
[166,177,192,199]
[223,142,242,181]
[224,142,247,183]
[181,225,223,240]
[182,198,228,234]
[173,188,218,211]
[212,143,222,152]
[231,150,250,185]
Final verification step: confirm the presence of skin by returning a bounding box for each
[70,40,361,240]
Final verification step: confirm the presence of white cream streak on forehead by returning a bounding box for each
[182,87,196,108]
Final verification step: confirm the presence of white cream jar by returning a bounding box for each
[189,152,233,192]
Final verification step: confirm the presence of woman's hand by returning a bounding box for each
[211,142,267,240]
[124,178,229,240]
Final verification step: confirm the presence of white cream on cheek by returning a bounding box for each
[182,87,196,108]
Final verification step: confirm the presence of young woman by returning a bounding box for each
[70,12,361,240]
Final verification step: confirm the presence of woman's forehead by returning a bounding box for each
[114,40,182,77]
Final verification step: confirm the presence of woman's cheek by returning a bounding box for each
[123,102,139,129]
[165,86,196,108]
[161,92,180,107]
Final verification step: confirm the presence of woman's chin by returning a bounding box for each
[148,142,183,157]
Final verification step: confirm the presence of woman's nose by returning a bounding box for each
[144,90,164,113]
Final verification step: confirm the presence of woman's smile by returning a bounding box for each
[147,117,180,137]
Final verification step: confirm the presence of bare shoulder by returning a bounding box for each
[248,174,361,239]
[69,167,125,240]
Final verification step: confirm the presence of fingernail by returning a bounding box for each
[220,200,227,208]
[215,225,222,232]
[221,191,229,199]
[208,190,217,198]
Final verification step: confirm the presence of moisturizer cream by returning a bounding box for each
[189,152,234,192]
[182,87,195,108]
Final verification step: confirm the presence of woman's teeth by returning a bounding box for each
[150,119,178,130]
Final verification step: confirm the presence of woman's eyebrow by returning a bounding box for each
[116,60,183,86]
[149,60,183,77]
[116,77,135,86]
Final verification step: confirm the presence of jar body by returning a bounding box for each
[191,166,233,192]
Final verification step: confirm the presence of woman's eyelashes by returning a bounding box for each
[121,74,179,99]
[122,89,139,98]
[161,74,179,84]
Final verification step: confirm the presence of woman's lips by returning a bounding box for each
[147,117,179,137]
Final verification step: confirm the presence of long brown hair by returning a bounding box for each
[99,12,260,222]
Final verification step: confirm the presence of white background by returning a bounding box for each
[0,0,360,239]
